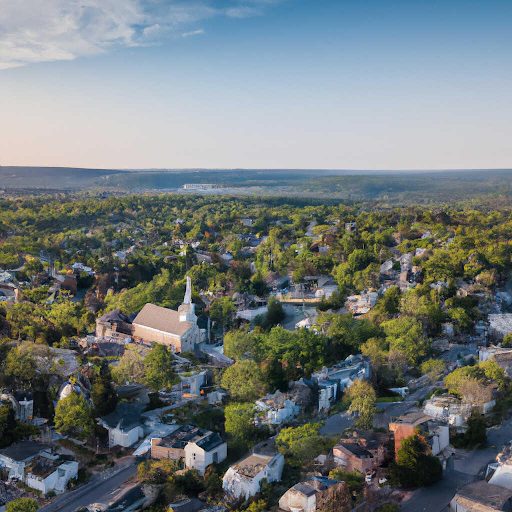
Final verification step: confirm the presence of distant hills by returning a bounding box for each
[2,166,512,204]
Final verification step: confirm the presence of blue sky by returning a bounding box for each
[1,0,511,169]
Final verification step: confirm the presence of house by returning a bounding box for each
[222,440,285,500]
[278,476,347,512]
[25,458,78,494]
[95,309,132,338]
[254,383,311,426]
[131,276,201,353]
[480,346,512,377]
[0,391,33,422]
[311,355,371,392]
[423,396,473,427]
[150,425,227,475]
[332,430,389,473]
[388,412,449,457]
[0,442,51,480]
[311,355,370,412]
[53,273,78,295]
[241,218,253,227]
[450,481,512,512]
[344,292,379,316]
[178,370,207,396]
[99,403,145,448]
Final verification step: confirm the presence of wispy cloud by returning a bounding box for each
[0,0,283,70]
[181,29,205,38]
[225,6,261,19]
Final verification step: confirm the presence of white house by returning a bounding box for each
[25,459,78,494]
[222,440,285,500]
[151,425,227,476]
[184,433,227,475]
[0,442,51,480]
[279,476,345,512]
[99,403,145,448]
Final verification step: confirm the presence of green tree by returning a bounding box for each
[276,422,326,460]
[390,434,442,488]
[223,329,257,360]
[54,393,94,439]
[225,403,259,445]
[502,333,512,348]
[5,499,38,512]
[210,297,236,332]
[112,350,145,384]
[0,404,37,448]
[4,345,36,384]
[346,379,376,429]
[144,344,180,391]
[221,360,265,401]
[91,361,118,416]
[421,358,446,376]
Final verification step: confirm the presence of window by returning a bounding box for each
[213,452,218,463]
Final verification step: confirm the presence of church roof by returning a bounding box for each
[132,303,193,337]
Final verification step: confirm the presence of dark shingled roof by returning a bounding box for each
[97,309,131,324]
[338,442,372,458]
[100,403,144,431]
[0,442,50,461]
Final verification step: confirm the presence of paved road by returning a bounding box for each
[319,411,354,435]
[400,415,512,511]
[400,457,478,512]
[39,464,138,512]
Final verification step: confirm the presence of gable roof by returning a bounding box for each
[0,442,50,461]
[132,303,193,337]
[100,403,144,431]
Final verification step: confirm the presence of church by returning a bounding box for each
[131,276,201,353]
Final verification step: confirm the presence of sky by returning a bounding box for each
[1,0,511,170]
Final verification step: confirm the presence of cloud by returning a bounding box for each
[0,0,283,70]
[181,29,205,38]
[225,6,261,19]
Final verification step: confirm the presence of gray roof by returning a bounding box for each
[457,481,512,510]
[100,403,144,431]
[97,309,131,324]
[0,442,50,461]
[132,303,193,336]
[292,482,316,497]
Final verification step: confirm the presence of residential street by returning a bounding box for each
[400,416,512,511]
[39,463,137,512]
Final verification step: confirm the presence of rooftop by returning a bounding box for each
[132,303,193,336]
[233,453,274,478]
[157,425,223,452]
[390,411,432,427]
[100,402,144,430]
[456,481,512,511]
[0,442,50,462]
